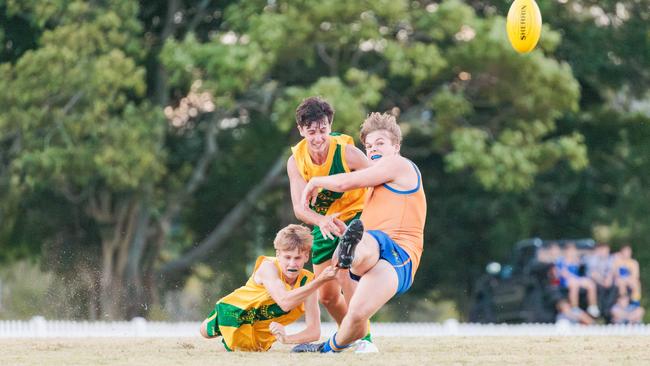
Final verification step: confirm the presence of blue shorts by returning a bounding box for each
[349,230,413,295]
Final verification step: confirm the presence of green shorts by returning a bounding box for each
[204,308,233,352]
[311,212,361,265]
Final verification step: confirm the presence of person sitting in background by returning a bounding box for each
[556,298,595,325]
[585,243,614,289]
[610,294,645,324]
[541,254,594,325]
[585,243,618,319]
[537,243,560,264]
[557,243,600,318]
[611,244,642,307]
[199,224,338,351]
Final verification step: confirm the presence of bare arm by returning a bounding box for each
[302,155,405,208]
[255,260,338,312]
[270,292,321,344]
[632,260,640,281]
[287,155,344,239]
[287,156,325,226]
[345,144,370,171]
[315,155,401,191]
[611,259,622,279]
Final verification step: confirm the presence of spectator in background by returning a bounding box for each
[538,242,562,286]
[586,243,614,288]
[537,242,561,264]
[585,243,618,319]
[557,243,600,318]
[610,294,645,324]
[556,298,595,325]
[611,244,642,307]
[540,253,594,325]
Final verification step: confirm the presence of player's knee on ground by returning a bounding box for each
[199,319,212,338]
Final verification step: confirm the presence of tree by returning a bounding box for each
[155,0,591,316]
[3,0,645,321]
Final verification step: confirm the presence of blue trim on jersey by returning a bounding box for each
[368,230,414,295]
[382,161,421,194]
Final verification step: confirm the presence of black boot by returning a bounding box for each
[337,219,364,269]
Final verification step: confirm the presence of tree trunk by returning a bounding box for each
[91,193,147,319]
[158,152,288,286]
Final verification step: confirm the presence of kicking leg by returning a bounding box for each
[292,260,397,354]
[334,260,398,347]
[336,219,380,277]
[337,219,365,269]
[349,233,381,277]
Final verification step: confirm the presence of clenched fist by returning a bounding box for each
[269,322,287,343]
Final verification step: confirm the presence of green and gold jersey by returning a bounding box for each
[290,133,365,222]
[204,256,314,351]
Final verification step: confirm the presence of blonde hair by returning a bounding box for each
[359,112,402,145]
[273,224,313,253]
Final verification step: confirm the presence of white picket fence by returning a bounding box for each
[0,317,649,338]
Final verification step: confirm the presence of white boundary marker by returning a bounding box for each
[0,317,648,338]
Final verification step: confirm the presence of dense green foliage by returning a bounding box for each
[0,0,648,320]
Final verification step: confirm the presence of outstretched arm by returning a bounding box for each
[302,155,402,208]
[345,144,370,171]
[287,156,344,239]
[270,292,321,344]
[255,260,338,312]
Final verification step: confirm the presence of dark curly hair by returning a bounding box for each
[295,96,334,128]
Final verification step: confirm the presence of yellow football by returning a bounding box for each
[506,0,542,53]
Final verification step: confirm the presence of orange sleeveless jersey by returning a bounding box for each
[360,161,427,276]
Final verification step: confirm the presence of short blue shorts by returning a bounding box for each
[349,230,413,295]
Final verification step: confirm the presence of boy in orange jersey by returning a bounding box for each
[199,224,338,351]
[287,97,371,330]
[293,112,427,353]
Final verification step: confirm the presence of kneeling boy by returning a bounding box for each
[200,224,337,351]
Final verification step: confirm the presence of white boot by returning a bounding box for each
[355,339,379,353]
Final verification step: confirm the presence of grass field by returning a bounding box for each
[1,336,649,365]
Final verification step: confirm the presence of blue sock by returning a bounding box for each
[320,332,351,353]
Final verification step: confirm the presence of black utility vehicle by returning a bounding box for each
[468,238,608,323]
